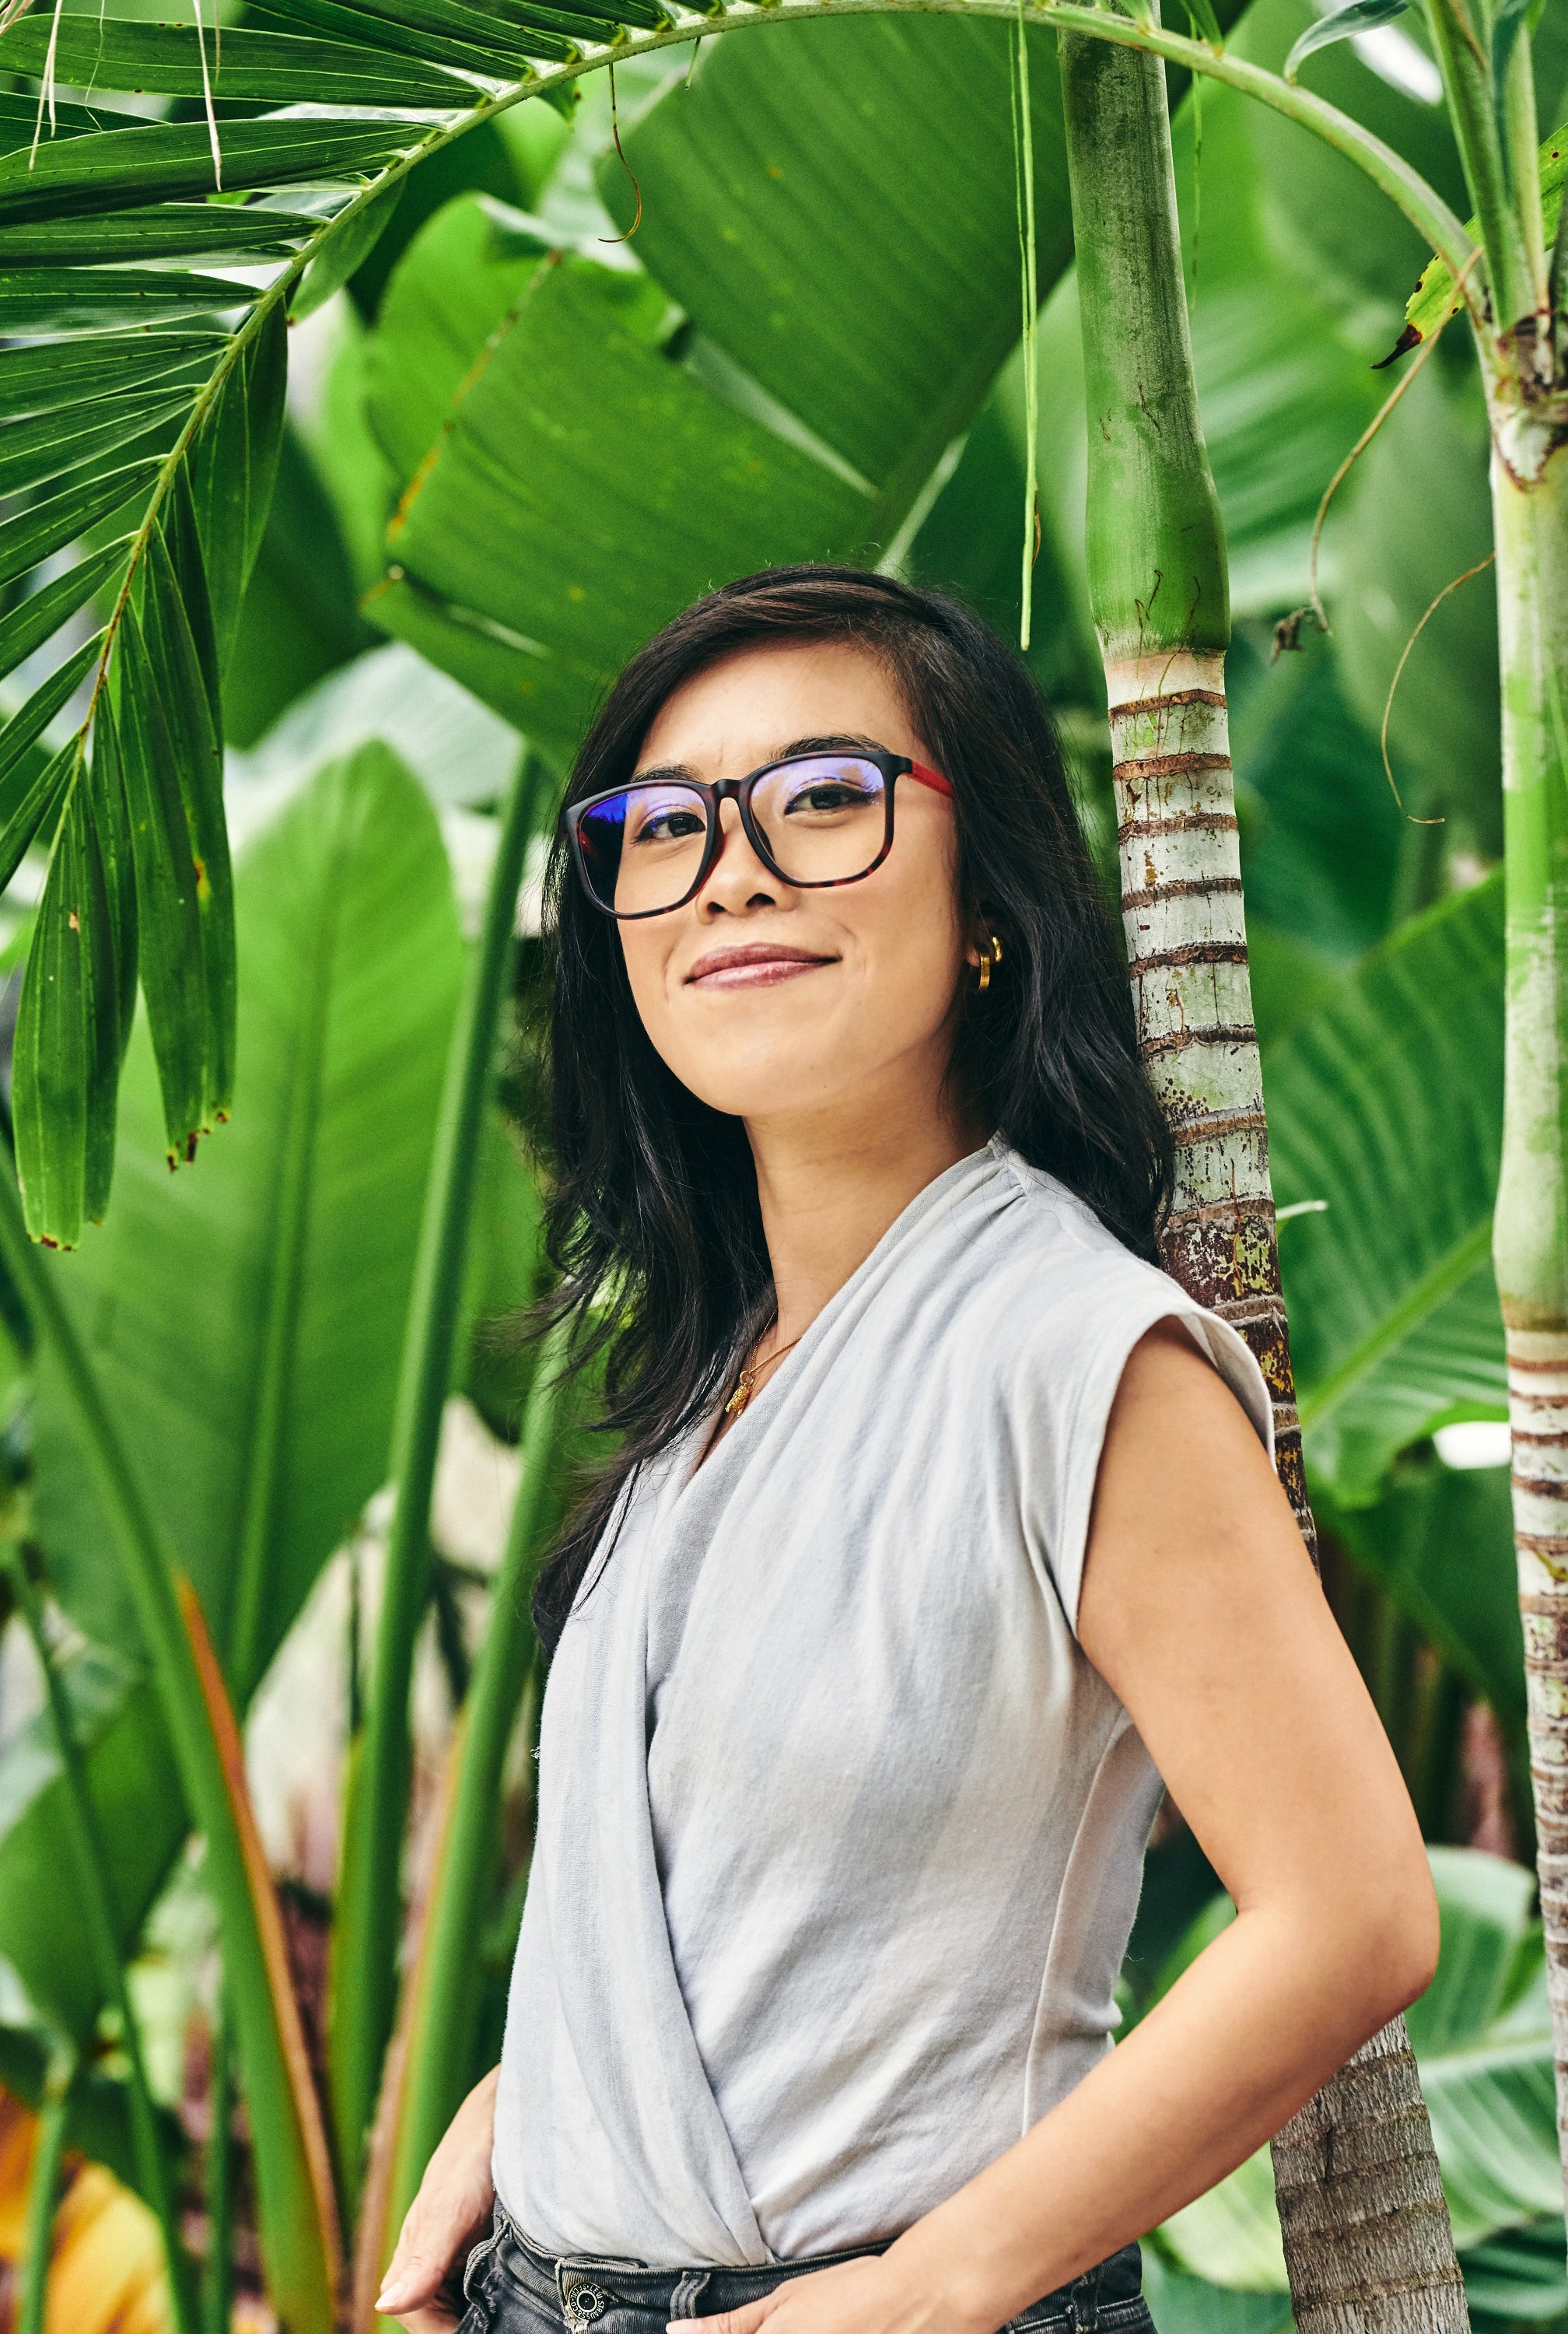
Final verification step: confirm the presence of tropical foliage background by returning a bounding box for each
[0,0,1562,2325]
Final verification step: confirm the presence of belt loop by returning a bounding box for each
[669,2268,712,2318]
[1071,2262,1102,2334]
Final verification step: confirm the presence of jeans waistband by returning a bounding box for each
[467,2201,1144,2332]
[471,2201,889,2325]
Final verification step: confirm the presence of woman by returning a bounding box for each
[376,566,1437,2334]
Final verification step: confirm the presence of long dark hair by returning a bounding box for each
[530,565,1170,1650]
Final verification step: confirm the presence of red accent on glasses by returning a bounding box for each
[907,760,953,797]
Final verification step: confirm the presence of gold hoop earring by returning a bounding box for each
[975,933,1003,992]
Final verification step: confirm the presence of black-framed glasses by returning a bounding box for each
[565,748,955,920]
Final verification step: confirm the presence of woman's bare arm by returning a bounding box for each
[706,1319,1438,2334]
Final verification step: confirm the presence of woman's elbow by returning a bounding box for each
[1349,1856,1441,2030]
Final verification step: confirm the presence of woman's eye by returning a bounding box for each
[634,808,704,843]
[785,783,872,815]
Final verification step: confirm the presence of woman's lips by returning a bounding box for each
[684,945,835,990]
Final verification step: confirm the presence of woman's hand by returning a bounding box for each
[688,2255,987,2334]
[376,2067,500,2332]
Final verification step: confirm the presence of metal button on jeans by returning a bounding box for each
[562,2274,609,2329]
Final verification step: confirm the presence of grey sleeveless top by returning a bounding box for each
[492,1140,1272,2266]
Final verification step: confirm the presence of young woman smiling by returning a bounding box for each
[376,568,1438,2334]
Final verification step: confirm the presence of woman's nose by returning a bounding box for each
[698,798,783,912]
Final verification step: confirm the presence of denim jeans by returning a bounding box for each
[457,2203,1155,2334]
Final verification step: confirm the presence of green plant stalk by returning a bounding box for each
[1500,21,1545,307]
[1061,20,1228,667]
[4,1546,199,2334]
[19,2040,76,2334]
[203,2000,233,2334]
[229,846,344,1704]
[1489,401,1568,2212]
[0,1166,339,2332]
[328,745,551,2213]
[1059,19,1469,2328]
[1425,0,1535,335]
[387,1320,572,2238]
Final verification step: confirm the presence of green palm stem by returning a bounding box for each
[1058,21,1469,2330]
[19,2038,76,2334]
[1424,0,1539,353]
[0,1164,341,2334]
[203,2001,233,2334]
[387,1319,572,2236]
[1489,392,1568,2206]
[327,745,551,2217]
[3,1544,199,2334]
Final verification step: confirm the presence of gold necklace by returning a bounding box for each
[723,1332,803,1421]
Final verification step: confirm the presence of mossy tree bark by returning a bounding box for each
[1059,23,1470,2329]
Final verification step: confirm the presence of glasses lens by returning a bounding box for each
[751,755,887,887]
[574,782,711,915]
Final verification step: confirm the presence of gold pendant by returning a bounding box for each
[723,1369,754,1421]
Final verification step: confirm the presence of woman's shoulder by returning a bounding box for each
[953,1145,1272,1449]
[965,1142,1171,1314]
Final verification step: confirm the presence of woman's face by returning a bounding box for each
[614,639,974,1130]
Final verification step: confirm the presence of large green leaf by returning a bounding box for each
[1227,0,1469,335]
[0,0,1298,1240]
[1326,362,1501,850]
[1169,82,1385,615]
[0,17,474,105]
[1327,1457,1524,1742]
[362,190,553,489]
[0,0,476,1241]
[1412,1850,1559,2250]
[1263,874,1506,1502]
[1229,640,1404,963]
[0,1654,181,2043]
[1460,2217,1568,2329]
[0,117,426,225]
[603,15,1072,510]
[228,642,523,811]
[33,740,463,1695]
[5,739,461,2101]
[1142,2252,1293,2334]
[371,238,870,753]
[359,13,1098,749]
[221,423,378,749]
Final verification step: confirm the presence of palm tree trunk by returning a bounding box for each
[1490,393,1568,2202]
[1058,22,1469,2329]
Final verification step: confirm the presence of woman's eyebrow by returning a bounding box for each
[628,759,700,785]
[628,735,885,785]
[774,733,884,760]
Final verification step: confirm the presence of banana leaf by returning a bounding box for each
[5,743,464,2045]
[360,14,1087,750]
[1262,874,1506,1503]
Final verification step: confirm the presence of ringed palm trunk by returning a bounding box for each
[1057,23,1469,2330]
